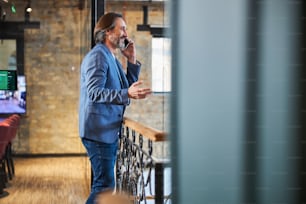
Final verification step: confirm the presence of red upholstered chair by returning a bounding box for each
[0,114,21,198]
[0,122,10,196]
[8,114,20,178]
[1,114,20,180]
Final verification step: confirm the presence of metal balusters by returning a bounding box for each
[116,119,169,203]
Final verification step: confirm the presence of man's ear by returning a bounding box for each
[105,29,111,35]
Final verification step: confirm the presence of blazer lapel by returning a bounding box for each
[100,44,129,88]
[115,59,129,88]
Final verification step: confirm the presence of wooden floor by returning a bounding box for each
[0,156,91,204]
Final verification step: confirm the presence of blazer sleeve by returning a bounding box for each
[126,60,141,86]
[85,51,130,105]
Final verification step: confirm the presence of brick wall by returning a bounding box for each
[1,0,169,155]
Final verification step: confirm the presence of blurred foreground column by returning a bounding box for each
[170,0,304,203]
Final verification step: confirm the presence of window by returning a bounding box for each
[151,37,171,93]
[0,39,17,71]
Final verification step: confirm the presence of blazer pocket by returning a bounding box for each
[86,105,121,130]
[88,113,120,130]
[87,104,112,115]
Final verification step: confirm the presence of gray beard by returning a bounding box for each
[109,36,124,49]
[118,39,125,49]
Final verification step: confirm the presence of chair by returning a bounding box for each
[1,114,20,180]
[0,123,10,197]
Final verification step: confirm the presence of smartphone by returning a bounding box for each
[123,39,130,49]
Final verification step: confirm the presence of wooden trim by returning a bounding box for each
[123,117,167,142]
[12,153,87,158]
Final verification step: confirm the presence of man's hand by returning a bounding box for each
[128,81,151,99]
[121,39,136,64]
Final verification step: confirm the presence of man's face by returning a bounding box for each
[107,18,127,49]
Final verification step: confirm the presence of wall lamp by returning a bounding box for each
[24,1,31,22]
[2,11,6,21]
[1,7,6,21]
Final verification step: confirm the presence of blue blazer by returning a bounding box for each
[79,43,140,143]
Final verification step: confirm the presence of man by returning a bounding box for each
[79,12,151,204]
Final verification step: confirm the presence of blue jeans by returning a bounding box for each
[82,138,118,204]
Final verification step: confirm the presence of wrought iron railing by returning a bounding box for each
[116,117,170,204]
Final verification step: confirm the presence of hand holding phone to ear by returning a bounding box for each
[121,38,136,64]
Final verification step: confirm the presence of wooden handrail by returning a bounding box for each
[123,117,167,142]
